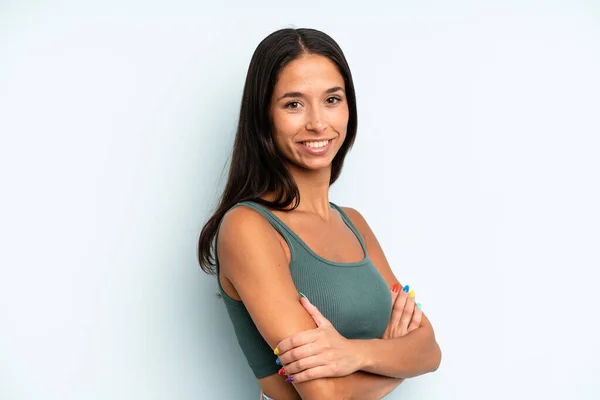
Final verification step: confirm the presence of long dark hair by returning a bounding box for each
[198,28,358,274]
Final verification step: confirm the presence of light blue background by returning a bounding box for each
[1,1,599,399]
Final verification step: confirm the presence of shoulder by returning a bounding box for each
[219,204,271,238]
[217,204,286,275]
[218,204,278,250]
[339,206,371,235]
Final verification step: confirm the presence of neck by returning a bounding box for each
[271,164,333,218]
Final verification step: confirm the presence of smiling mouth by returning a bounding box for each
[302,139,331,149]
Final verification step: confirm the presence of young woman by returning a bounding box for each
[198,28,441,400]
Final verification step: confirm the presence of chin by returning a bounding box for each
[297,160,334,172]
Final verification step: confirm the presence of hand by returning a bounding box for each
[382,284,423,340]
[275,296,362,383]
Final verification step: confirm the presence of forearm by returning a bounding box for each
[294,372,402,400]
[356,327,442,379]
[335,371,404,400]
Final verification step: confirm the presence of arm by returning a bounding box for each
[342,207,442,378]
[354,314,441,378]
[218,207,404,399]
[331,372,403,400]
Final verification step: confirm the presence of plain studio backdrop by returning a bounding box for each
[1,1,599,399]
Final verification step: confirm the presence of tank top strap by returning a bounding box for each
[329,202,368,254]
[234,201,299,245]
[215,200,299,279]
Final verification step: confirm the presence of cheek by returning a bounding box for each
[272,111,303,139]
[271,118,293,151]
[332,108,350,136]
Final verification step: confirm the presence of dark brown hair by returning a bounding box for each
[197,28,358,274]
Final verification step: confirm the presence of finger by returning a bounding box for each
[276,330,319,356]
[278,342,321,366]
[389,291,409,338]
[390,290,408,329]
[399,297,416,336]
[391,283,400,298]
[382,284,400,339]
[286,365,339,384]
[390,283,400,306]
[282,354,325,375]
[300,296,332,328]
[382,325,391,340]
[408,306,423,332]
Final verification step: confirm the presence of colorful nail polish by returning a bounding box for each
[278,367,285,375]
[409,290,415,298]
[391,283,399,293]
[299,292,310,302]
[274,348,280,355]
[286,376,294,383]
[300,292,311,303]
[276,357,281,365]
[416,302,422,309]
[402,285,410,293]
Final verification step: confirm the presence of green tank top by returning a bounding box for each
[215,201,393,378]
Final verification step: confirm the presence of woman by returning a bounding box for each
[198,28,442,399]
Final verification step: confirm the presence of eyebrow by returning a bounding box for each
[276,86,345,101]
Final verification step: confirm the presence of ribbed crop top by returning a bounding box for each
[215,201,393,379]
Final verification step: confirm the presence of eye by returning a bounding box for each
[326,96,342,104]
[285,101,301,109]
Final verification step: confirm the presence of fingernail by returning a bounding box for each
[416,302,422,309]
[274,348,280,355]
[278,367,285,375]
[402,285,410,293]
[276,357,281,365]
[299,292,309,302]
[286,376,294,383]
[409,289,415,298]
[391,283,399,293]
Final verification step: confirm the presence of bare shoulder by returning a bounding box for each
[218,205,275,246]
[339,205,381,256]
[340,206,371,235]
[217,205,285,276]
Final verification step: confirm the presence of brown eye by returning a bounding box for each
[285,101,301,109]
[327,96,341,104]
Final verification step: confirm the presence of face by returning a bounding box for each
[269,54,349,174]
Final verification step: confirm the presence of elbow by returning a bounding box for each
[429,341,442,373]
[420,325,441,374]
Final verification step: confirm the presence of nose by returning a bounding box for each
[305,107,327,133]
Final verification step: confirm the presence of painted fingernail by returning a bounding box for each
[409,290,415,298]
[274,348,280,355]
[391,283,399,293]
[286,376,294,383]
[278,367,285,375]
[402,285,410,293]
[416,302,422,309]
[299,292,310,302]
[276,357,281,365]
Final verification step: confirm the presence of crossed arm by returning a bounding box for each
[217,206,441,400]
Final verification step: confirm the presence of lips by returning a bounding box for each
[300,139,332,155]
[302,139,331,149]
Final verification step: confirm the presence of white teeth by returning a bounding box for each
[304,140,329,148]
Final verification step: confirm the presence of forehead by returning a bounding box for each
[274,54,345,92]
